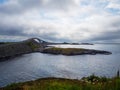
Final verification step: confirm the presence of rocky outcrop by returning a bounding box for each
[41,47,112,55]
[0,38,44,60]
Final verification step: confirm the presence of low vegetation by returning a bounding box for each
[41,47,111,55]
[1,72,120,90]
[27,42,40,51]
[42,47,88,55]
[0,42,15,45]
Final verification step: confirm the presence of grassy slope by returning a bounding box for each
[1,75,120,90]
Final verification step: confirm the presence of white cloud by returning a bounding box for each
[0,0,120,42]
[107,3,120,9]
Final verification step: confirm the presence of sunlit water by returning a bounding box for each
[0,44,120,87]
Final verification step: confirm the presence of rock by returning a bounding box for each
[41,47,112,56]
[0,38,43,60]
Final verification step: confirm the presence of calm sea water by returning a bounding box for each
[0,44,120,87]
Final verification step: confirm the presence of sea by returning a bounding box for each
[0,44,120,87]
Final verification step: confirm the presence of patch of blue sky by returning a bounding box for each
[107,8,120,15]
[0,0,7,4]
[94,1,109,8]
[80,0,109,9]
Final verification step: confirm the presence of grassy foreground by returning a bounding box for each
[0,74,120,90]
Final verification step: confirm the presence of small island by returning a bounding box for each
[41,47,111,55]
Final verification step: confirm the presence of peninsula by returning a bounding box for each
[0,38,112,60]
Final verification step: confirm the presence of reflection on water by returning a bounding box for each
[0,44,120,87]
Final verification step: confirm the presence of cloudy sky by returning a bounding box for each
[0,0,120,42]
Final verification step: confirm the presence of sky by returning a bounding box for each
[0,0,120,43]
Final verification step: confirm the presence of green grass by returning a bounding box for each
[0,42,15,45]
[27,42,40,51]
[46,47,86,52]
[42,47,86,55]
[1,75,120,90]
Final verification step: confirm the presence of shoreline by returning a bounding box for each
[41,47,112,55]
[0,38,112,60]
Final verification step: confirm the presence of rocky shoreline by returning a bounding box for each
[0,38,112,60]
[41,47,112,55]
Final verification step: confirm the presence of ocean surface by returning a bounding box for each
[0,44,120,87]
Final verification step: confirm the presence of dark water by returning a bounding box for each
[0,44,120,87]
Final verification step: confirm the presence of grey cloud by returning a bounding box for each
[43,0,76,11]
[0,23,24,36]
[0,0,120,43]
[0,0,42,14]
[0,0,76,14]
[0,18,64,42]
[88,31,120,42]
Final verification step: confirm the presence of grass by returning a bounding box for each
[42,47,86,55]
[27,42,40,51]
[0,42,15,45]
[42,47,112,55]
[1,74,120,90]
[46,47,86,52]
